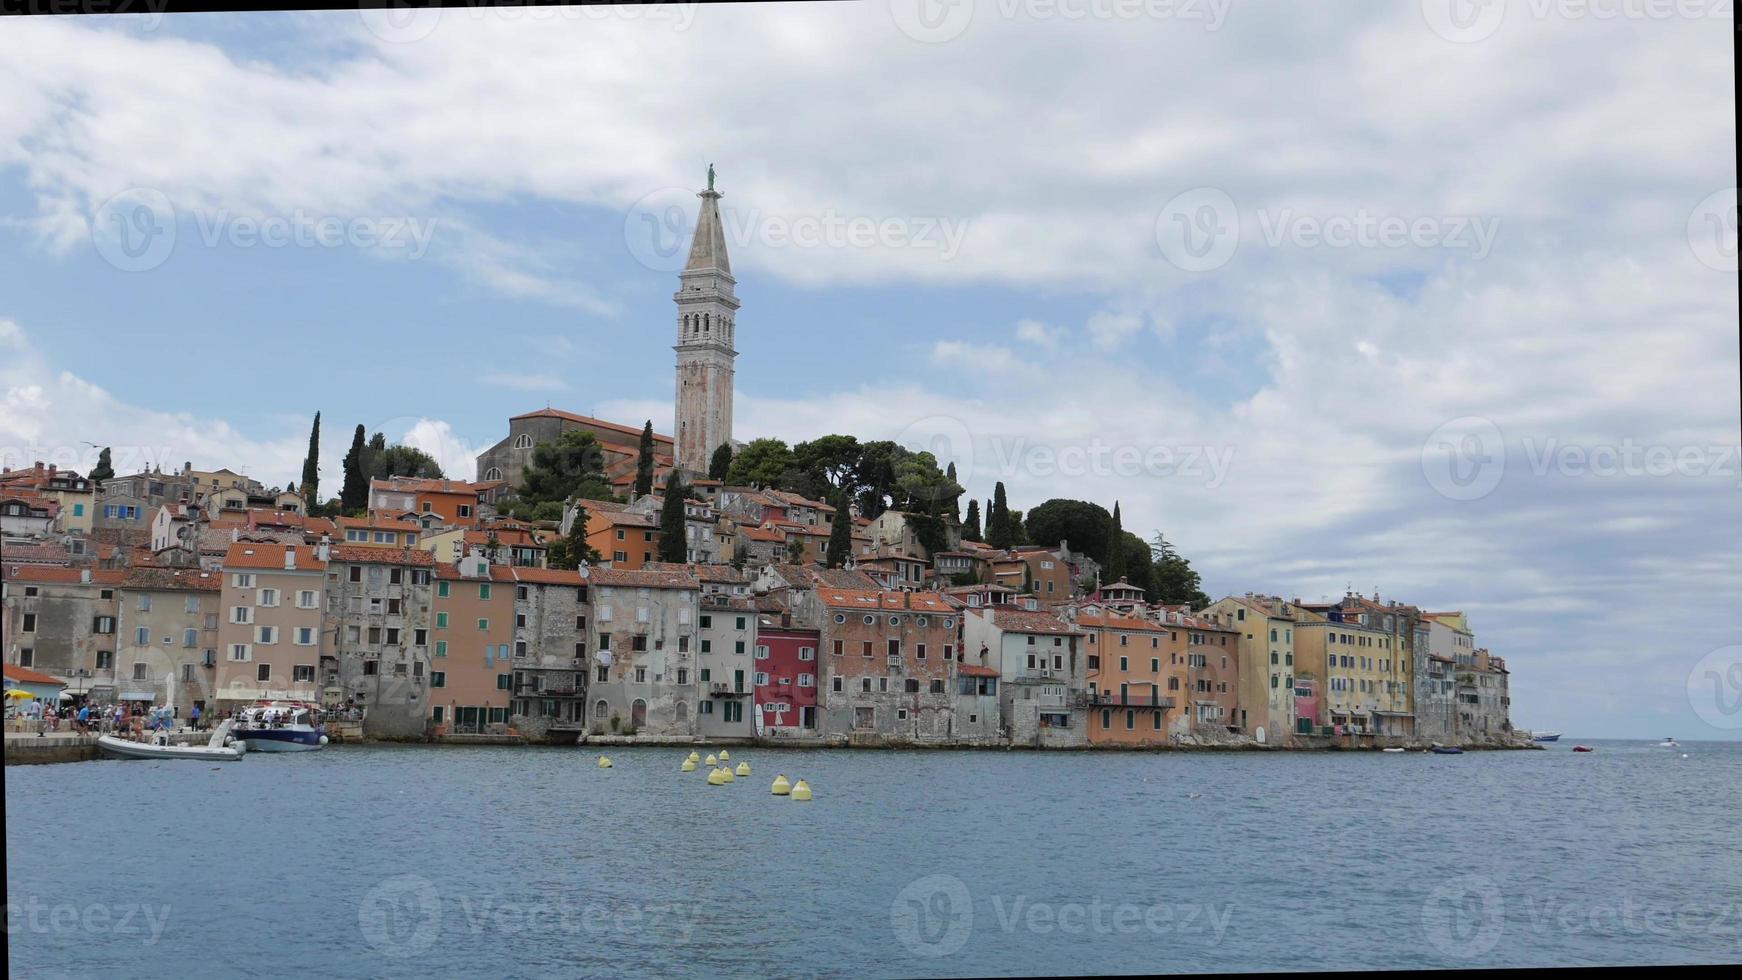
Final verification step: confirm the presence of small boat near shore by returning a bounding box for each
[97,720,245,762]
[1532,731,1561,742]
[234,701,329,753]
[1572,745,1595,752]
[1381,747,1406,753]
[1430,746,1464,755]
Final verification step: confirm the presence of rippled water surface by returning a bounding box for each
[7,740,1739,977]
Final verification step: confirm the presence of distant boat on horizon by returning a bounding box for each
[1657,737,1680,748]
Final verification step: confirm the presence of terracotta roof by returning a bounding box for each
[221,542,327,571]
[327,545,435,566]
[510,408,674,445]
[3,564,126,585]
[956,663,1001,678]
[989,606,1083,635]
[505,566,589,586]
[592,511,655,528]
[1076,611,1169,633]
[643,561,747,585]
[589,566,698,590]
[368,477,488,496]
[3,663,65,686]
[817,589,952,613]
[0,542,73,565]
[120,567,222,592]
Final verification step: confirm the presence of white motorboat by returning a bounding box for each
[1532,731,1562,742]
[1657,737,1680,748]
[97,720,245,762]
[234,701,329,753]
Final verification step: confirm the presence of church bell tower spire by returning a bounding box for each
[673,164,738,475]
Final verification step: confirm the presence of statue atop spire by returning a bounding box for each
[707,162,716,192]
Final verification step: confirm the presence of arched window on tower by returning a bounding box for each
[513,434,533,450]
[703,313,710,332]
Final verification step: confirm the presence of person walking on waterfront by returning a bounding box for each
[190,703,202,731]
[74,703,90,735]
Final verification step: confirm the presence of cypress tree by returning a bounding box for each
[825,490,852,568]
[963,499,982,541]
[657,472,688,563]
[1104,501,1127,584]
[300,412,321,513]
[570,502,601,565]
[634,420,656,498]
[708,443,733,481]
[340,424,368,514]
[988,482,1013,549]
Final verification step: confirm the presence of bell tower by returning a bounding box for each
[673,164,737,475]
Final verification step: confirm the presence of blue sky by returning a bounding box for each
[0,4,1737,739]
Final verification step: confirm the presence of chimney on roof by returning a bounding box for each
[285,548,296,570]
[316,535,330,562]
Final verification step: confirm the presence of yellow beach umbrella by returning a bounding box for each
[6,688,37,700]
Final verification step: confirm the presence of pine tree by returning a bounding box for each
[89,447,114,484]
[635,420,656,498]
[708,443,733,481]
[300,412,321,513]
[1103,501,1127,584]
[340,424,368,514]
[656,472,688,563]
[963,499,982,541]
[825,489,852,568]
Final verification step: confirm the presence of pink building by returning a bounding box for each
[754,615,820,735]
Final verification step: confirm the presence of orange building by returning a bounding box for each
[213,542,327,707]
[1159,608,1241,737]
[1079,609,1174,746]
[587,509,659,569]
[429,554,515,733]
[368,477,489,527]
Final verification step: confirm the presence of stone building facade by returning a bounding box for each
[818,589,958,744]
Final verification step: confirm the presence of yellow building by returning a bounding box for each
[1292,604,1408,736]
[1200,594,1297,744]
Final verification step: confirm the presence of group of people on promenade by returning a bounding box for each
[5,698,204,739]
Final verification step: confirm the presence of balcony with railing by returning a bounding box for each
[1078,690,1175,709]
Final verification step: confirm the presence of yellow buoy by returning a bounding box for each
[707,767,727,785]
[681,759,697,772]
[735,761,751,776]
[719,749,731,761]
[720,766,736,783]
[705,754,718,766]
[687,750,700,763]
[771,774,791,796]
[597,756,612,769]
[790,778,812,801]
